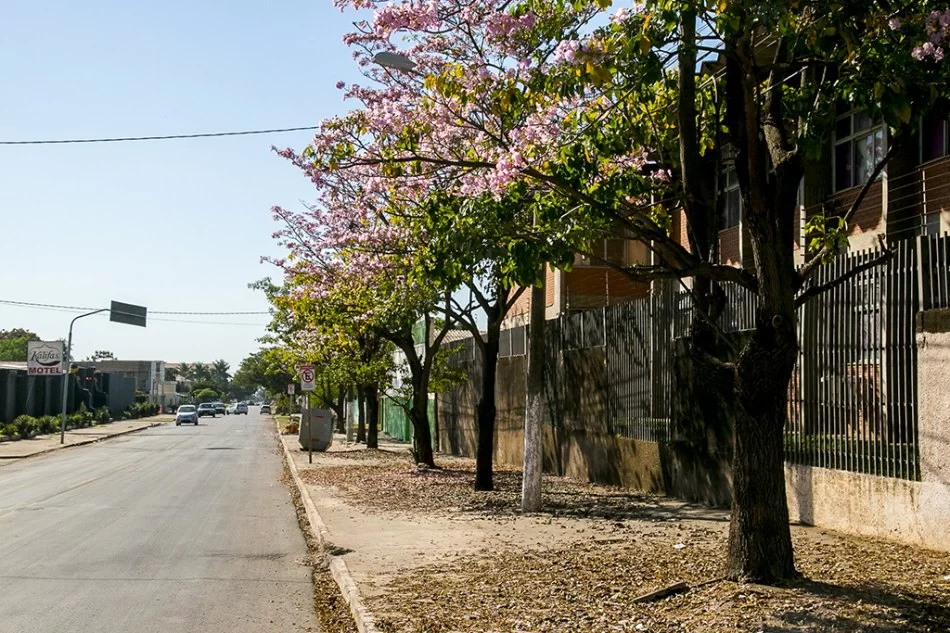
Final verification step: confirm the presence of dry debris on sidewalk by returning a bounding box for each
[299,450,950,633]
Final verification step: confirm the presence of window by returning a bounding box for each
[855,275,882,363]
[574,238,627,267]
[835,111,885,191]
[722,169,741,229]
[921,116,949,163]
[924,212,942,236]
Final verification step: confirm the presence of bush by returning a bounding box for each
[96,406,111,425]
[13,415,36,439]
[76,403,94,427]
[3,422,19,438]
[68,413,85,429]
[37,416,59,435]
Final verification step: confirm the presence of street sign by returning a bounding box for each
[27,341,64,375]
[299,364,315,392]
[287,383,296,395]
[110,301,147,327]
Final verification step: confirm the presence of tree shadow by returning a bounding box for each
[422,467,731,523]
[760,577,950,632]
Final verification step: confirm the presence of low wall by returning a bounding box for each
[440,354,666,492]
[436,313,950,552]
[785,465,950,551]
[481,414,666,493]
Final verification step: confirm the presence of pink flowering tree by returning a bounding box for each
[266,163,465,464]
[273,0,950,582]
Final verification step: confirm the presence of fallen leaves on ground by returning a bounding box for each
[300,454,950,632]
[300,453,677,522]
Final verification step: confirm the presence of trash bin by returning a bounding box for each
[299,408,333,451]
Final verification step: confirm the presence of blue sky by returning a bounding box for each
[1,1,367,370]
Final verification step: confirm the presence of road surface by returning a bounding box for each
[0,409,319,633]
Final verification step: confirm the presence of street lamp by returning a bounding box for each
[59,301,147,443]
[372,51,418,73]
[60,309,107,443]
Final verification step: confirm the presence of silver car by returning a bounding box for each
[176,404,199,426]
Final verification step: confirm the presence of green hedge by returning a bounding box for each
[0,401,160,443]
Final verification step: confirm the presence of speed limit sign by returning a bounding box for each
[299,364,316,392]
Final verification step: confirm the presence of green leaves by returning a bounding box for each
[805,211,850,264]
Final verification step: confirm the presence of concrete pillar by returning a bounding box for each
[916,309,950,484]
[1,370,16,423]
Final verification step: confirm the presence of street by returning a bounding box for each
[0,410,319,633]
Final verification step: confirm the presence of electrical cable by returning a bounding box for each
[0,126,318,146]
[0,298,269,315]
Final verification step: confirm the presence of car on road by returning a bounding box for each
[175,404,199,426]
[213,402,227,416]
[259,403,271,414]
[197,402,216,418]
[235,402,248,415]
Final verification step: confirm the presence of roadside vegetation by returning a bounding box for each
[0,402,162,442]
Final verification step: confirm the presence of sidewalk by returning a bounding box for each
[279,431,950,633]
[0,415,173,460]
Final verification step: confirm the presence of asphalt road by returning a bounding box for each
[0,409,319,633]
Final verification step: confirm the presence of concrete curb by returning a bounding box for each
[275,420,379,633]
[0,419,170,460]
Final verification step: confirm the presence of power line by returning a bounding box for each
[0,126,318,146]
[153,310,270,315]
[149,317,269,327]
[0,298,270,316]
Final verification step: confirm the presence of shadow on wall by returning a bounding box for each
[437,331,755,506]
[660,333,751,507]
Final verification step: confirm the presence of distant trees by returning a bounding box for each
[211,359,231,395]
[0,328,40,362]
[86,350,116,362]
[192,388,219,403]
[232,348,295,400]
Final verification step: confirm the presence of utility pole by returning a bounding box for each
[60,301,147,443]
[60,309,108,443]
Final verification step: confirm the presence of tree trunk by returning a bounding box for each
[356,387,366,443]
[721,22,804,583]
[475,312,502,491]
[522,271,546,512]
[333,393,345,433]
[727,315,798,582]
[366,383,379,449]
[409,383,435,467]
[433,386,440,451]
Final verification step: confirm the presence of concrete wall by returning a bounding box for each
[439,353,666,494]
[439,314,950,552]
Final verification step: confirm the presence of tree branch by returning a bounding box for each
[797,142,899,285]
[582,246,759,292]
[795,239,892,307]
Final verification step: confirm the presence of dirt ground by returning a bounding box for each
[297,446,950,633]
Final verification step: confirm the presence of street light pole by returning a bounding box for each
[60,309,108,443]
